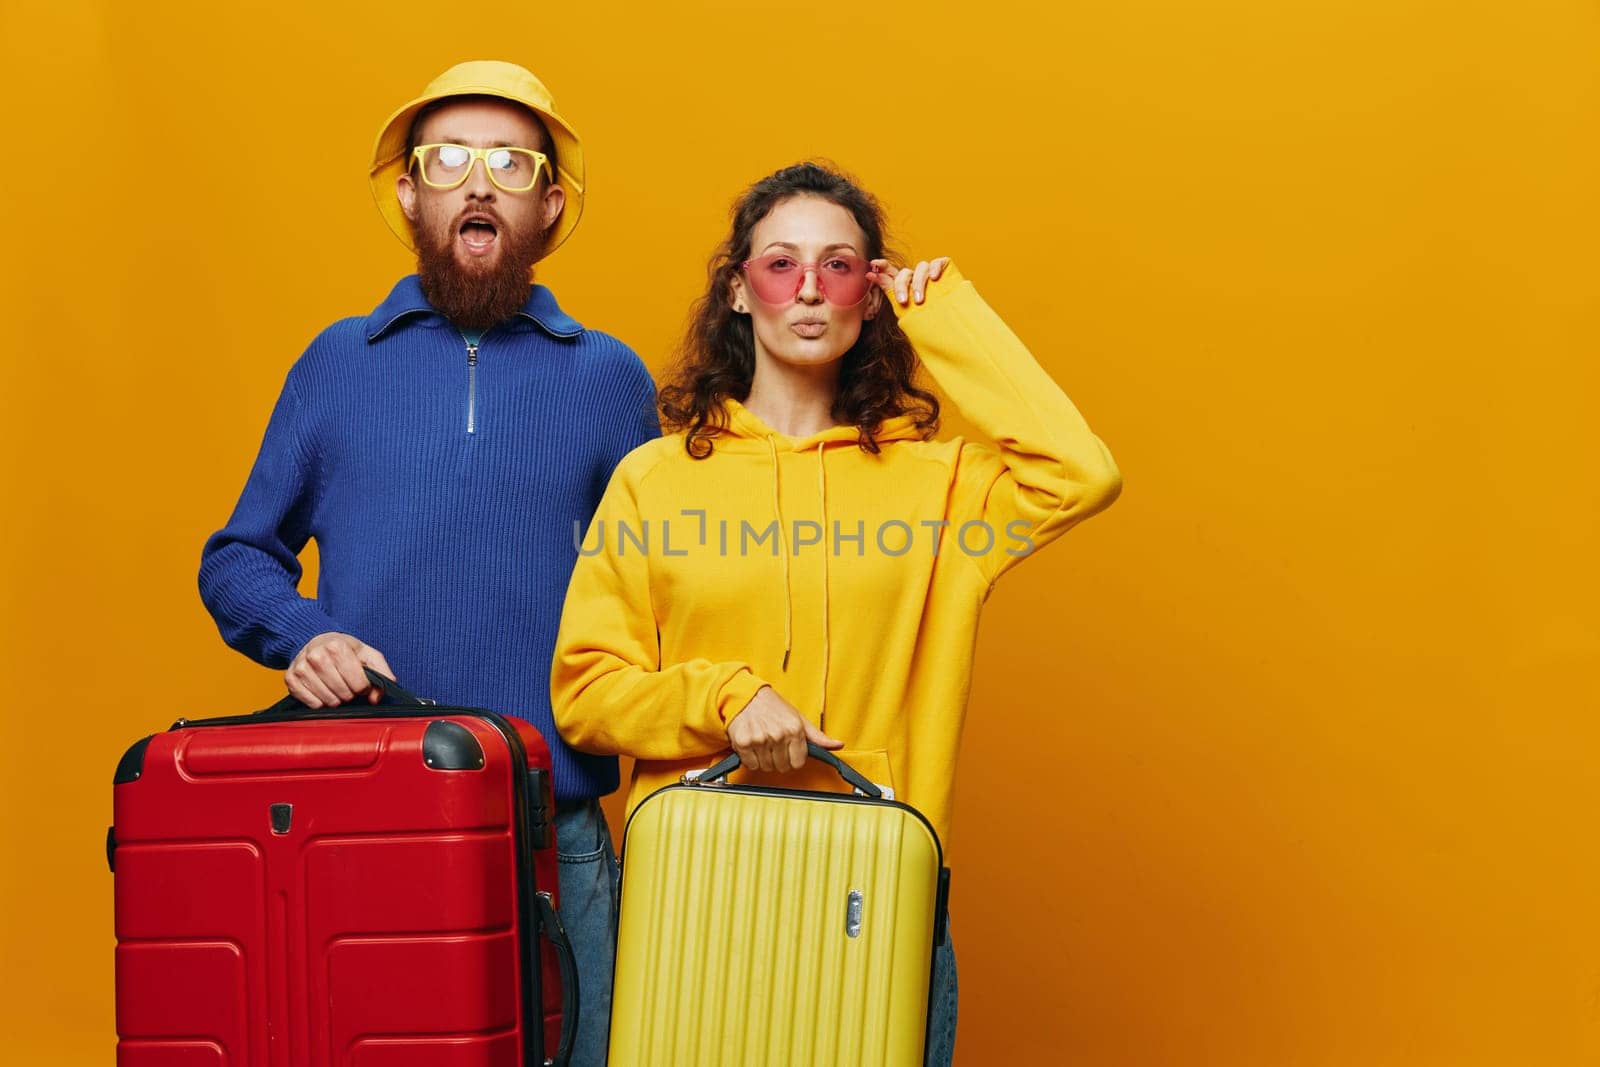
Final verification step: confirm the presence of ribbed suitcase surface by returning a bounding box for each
[610,781,944,1066]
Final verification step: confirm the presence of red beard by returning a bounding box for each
[413,209,545,331]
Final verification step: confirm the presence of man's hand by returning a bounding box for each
[286,632,395,708]
[726,686,844,772]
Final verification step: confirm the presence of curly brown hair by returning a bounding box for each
[659,162,941,458]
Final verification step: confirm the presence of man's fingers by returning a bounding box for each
[304,644,355,703]
[316,667,354,704]
[354,647,395,704]
[360,646,395,683]
[330,644,370,702]
[290,667,339,709]
[307,669,344,706]
[286,675,323,709]
[301,657,346,704]
[285,632,398,709]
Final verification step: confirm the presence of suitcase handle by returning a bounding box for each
[252,667,433,717]
[534,891,579,1067]
[688,744,886,800]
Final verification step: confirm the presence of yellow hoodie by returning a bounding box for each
[550,265,1121,856]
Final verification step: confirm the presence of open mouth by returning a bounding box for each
[458,216,499,255]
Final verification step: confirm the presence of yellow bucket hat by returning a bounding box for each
[369,60,586,262]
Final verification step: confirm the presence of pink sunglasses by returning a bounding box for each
[740,254,876,307]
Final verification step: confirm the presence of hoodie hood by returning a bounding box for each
[712,397,925,453]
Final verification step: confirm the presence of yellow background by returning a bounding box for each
[3,0,1597,1062]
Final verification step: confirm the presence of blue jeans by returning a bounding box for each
[926,925,959,1067]
[554,799,620,1067]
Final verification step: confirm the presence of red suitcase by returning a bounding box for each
[108,671,576,1066]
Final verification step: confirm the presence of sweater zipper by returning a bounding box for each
[465,339,479,435]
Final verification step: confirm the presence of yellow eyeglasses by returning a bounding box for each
[409,143,554,193]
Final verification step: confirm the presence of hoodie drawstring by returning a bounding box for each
[767,435,793,671]
[764,435,832,735]
[816,445,831,731]
[766,435,833,731]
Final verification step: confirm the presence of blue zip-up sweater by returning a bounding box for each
[199,276,660,801]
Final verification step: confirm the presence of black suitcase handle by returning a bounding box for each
[252,667,432,718]
[689,744,885,800]
[534,891,579,1067]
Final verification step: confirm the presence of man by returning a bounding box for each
[198,61,656,1066]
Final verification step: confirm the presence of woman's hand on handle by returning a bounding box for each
[726,686,843,772]
[869,256,951,308]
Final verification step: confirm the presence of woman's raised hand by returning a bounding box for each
[726,685,844,773]
[869,256,952,308]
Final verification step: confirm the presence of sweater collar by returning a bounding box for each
[364,274,585,342]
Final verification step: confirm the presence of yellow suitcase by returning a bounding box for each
[608,745,950,1066]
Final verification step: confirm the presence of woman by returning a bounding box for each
[551,161,1121,1063]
